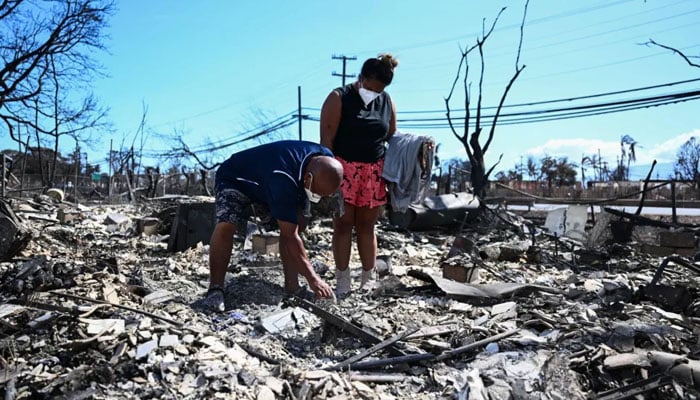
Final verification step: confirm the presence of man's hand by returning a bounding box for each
[308,276,333,299]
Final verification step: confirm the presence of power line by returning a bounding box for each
[301,86,700,128]
[302,77,700,113]
[148,79,700,159]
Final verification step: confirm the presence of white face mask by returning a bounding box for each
[305,173,322,203]
[358,85,381,106]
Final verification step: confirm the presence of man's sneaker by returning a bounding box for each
[335,268,351,297]
[203,287,225,312]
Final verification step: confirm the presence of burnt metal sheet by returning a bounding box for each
[389,192,480,230]
[409,269,563,300]
[167,202,216,252]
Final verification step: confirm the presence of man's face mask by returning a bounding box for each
[305,173,322,203]
[358,82,381,106]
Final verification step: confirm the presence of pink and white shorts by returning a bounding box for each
[336,156,387,208]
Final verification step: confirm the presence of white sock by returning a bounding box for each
[336,268,351,295]
[360,268,374,288]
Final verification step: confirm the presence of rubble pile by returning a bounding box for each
[1,196,700,399]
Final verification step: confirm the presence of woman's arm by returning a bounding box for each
[387,98,397,140]
[320,90,342,150]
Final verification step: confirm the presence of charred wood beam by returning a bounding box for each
[347,372,406,383]
[326,327,419,371]
[596,374,672,400]
[435,328,518,361]
[405,324,459,340]
[346,328,519,371]
[649,255,700,286]
[286,296,406,357]
[602,207,689,228]
[634,160,657,216]
[344,352,437,371]
[49,291,183,327]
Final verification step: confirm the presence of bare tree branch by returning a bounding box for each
[645,39,700,68]
[444,4,527,199]
[173,137,220,171]
[484,0,529,155]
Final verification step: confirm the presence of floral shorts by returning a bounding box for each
[336,157,387,208]
[214,182,272,227]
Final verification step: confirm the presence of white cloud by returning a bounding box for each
[523,129,700,165]
[526,138,618,161]
[645,129,700,163]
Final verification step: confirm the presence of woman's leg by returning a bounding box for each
[354,205,381,271]
[332,203,355,271]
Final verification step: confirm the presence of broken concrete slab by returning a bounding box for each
[105,213,130,225]
[544,205,588,241]
[136,217,161,236]
[252,233,279,255]
[260,307,313,333]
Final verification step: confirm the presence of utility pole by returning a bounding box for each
[297,86,302,140]
[332,55,357,86]
[108,139,113,198]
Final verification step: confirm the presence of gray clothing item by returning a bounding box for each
[382,132,435,212]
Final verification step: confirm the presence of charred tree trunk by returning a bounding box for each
[200,169,211,196]
[445,2,528,203]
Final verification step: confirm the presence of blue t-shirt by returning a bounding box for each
[215,140,333,224]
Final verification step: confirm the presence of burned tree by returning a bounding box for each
[445,1,529,200]
[0,0,113,189]
[674,136,700,188]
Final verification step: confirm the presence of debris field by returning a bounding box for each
[1,194,700,399]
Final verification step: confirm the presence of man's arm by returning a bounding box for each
[278,220,333,298]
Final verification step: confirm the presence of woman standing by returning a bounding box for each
[320,53,398,296]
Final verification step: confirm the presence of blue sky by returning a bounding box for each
[41,1,700,178]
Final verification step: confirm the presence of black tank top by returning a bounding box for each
[332,83,392,163]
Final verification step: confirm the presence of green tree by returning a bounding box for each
[495,165,522,182]
[529,155,578,193]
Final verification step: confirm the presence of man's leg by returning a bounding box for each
[208,221,237,288]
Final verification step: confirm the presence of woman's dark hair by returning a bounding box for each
[360,53,399,86]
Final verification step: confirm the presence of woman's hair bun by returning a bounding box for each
[378,53,399,69]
